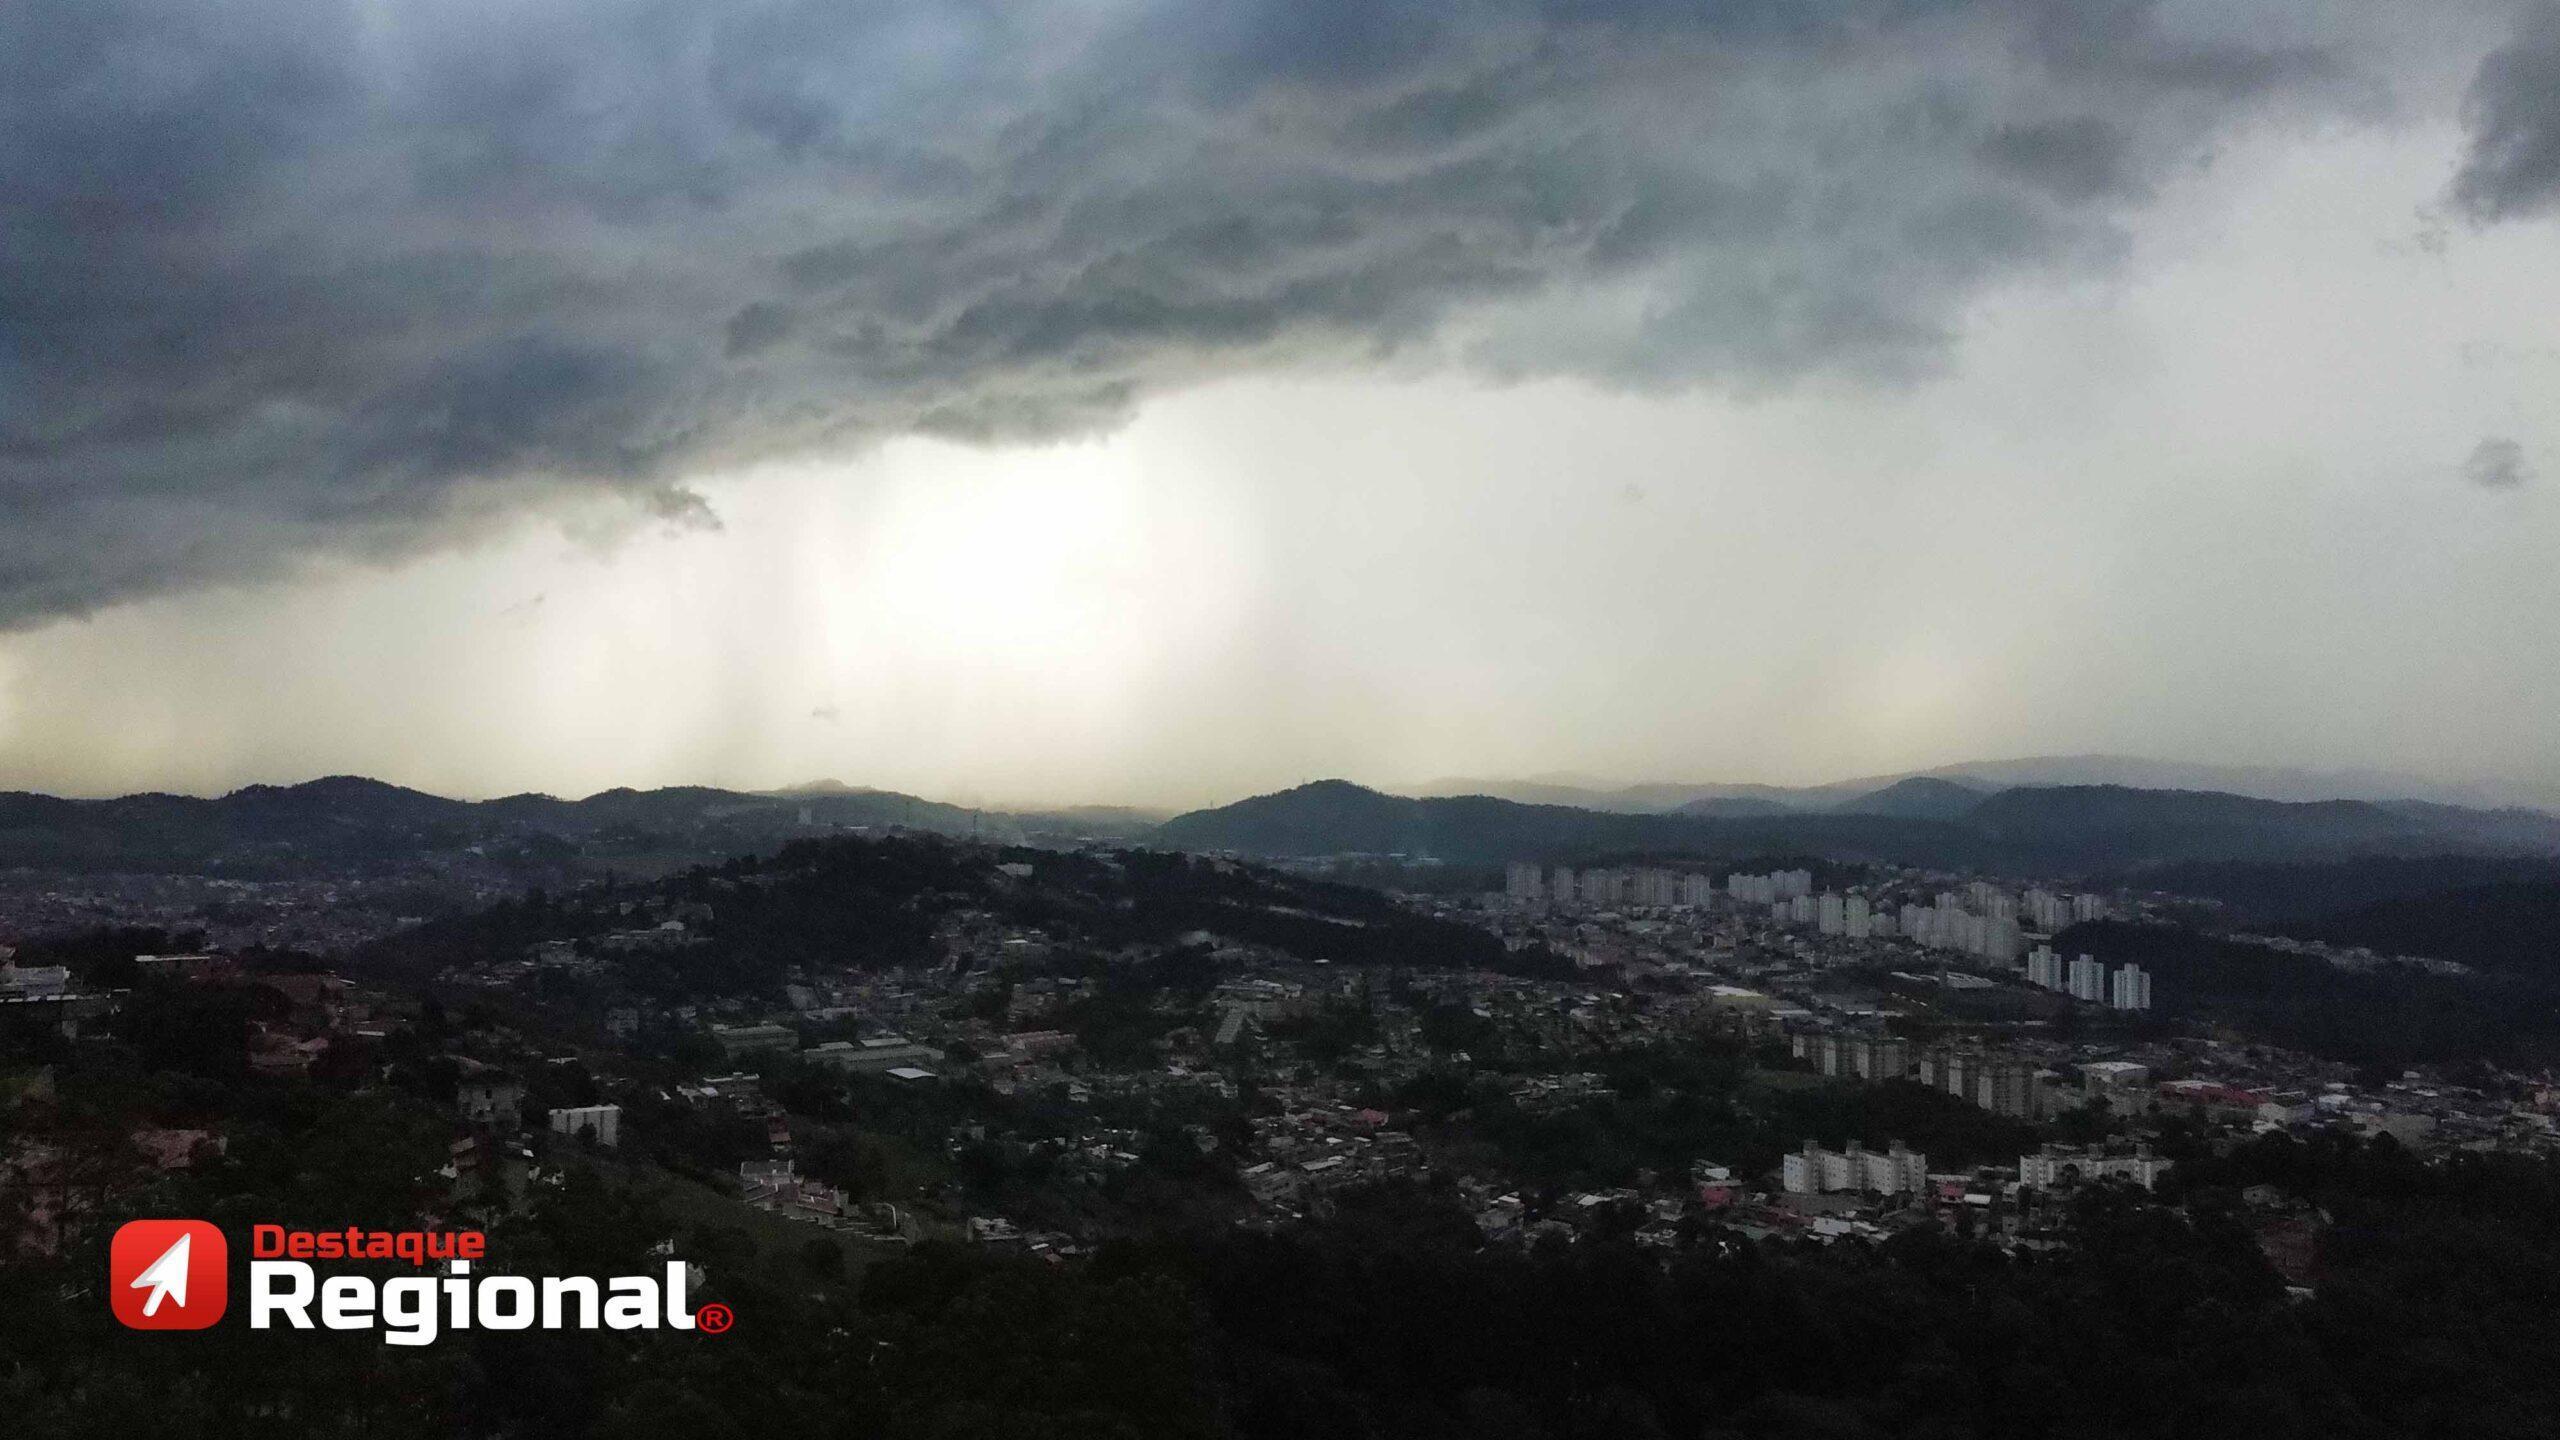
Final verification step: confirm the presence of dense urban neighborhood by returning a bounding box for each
[9,778,2560,1436]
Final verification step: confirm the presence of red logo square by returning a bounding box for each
[111,1219,228,1330]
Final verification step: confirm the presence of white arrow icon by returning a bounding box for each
[128,1231,192,1316]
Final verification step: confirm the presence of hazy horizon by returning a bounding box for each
[6,1,2557,807]
[11,748,2558,819]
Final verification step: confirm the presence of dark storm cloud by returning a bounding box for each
[2462,436,2533,489]
[639,486,725,533]
[1978,118,2140,203]
[2453,4,2560,220]
[0,0,2355,625]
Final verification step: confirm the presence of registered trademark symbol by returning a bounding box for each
[696,1302,734,1335]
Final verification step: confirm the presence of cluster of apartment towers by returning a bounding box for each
[1504,865,2150,1010]
[1796,1032,2114,1121]
[2026,944,2153,1010]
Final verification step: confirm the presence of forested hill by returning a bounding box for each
[2123,855,2560,922]
[2091,858,2560,977]
[2289,880,2560,977]
[0,775,1158,876]
[1154,780,2560,875]
[1829,775,1988,820]
[358,833,1544,992]
[2054,920,2560,1069]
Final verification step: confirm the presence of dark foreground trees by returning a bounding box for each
[8,1128,2558,1438]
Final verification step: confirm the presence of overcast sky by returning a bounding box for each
[3,0,2557,807]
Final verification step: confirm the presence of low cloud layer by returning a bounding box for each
[0,0,2519,628]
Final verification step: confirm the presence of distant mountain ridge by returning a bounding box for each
[1156,779,2560,876]
[0,774,1156,876]
[1824,776,1990,820]
[6,762,2556,883]
[1153,779,1999,869]
[1878,754,2551,810]
[1408,777,1810,814]
[1411,753,2557,813]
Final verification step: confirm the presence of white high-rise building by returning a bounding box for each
[1782,1139,1928,1197]
[2027,945,2064,990]
[1505,863,1546,902]
[2024,889,2071,931]
[1817,893,1846,935]
[2020,1144,2170,1190]
[1977,917,2024,965]
[1845,894,1872,940]
[2067,954,2108,1003]
[1731,871,1809,905]
[548,1104,622,1147]
[2072,893,2110,923]
[2109,964,2153,1011]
